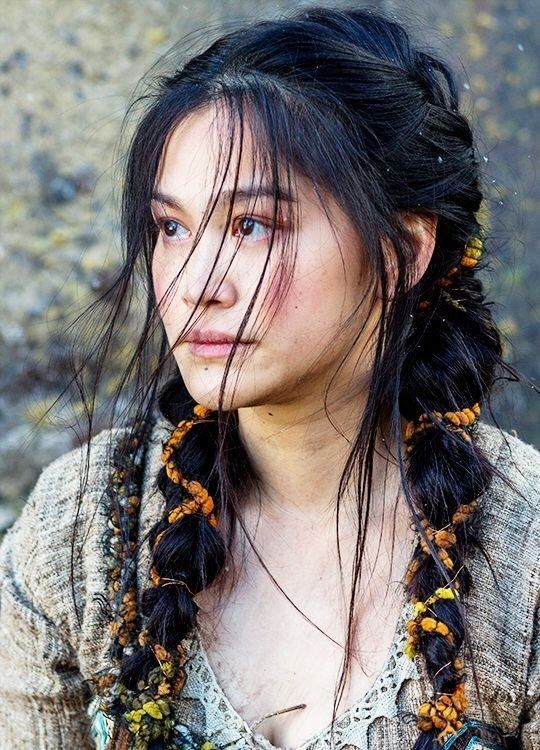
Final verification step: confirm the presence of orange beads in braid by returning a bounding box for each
[158,404,219,540]
[404,402,480,451]
[415,236,483,316]
[404,586,458,659]
[415,517,456,572]
[405,498,478,587]
[405,587,469,744]
[402,408,481,746]
[459,236,483,269]
[417,680,469,744]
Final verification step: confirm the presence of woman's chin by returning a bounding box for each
[178,375,268,413]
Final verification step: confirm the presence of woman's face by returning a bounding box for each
[151,105,379,412]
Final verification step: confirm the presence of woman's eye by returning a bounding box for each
[157,218,189,241]
[153,215,274,244]
[233,216,272,241]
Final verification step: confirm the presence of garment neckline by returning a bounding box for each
[187,541,418,750]
[145,417,507,750]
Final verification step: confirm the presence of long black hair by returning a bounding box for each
[68,5,537,749]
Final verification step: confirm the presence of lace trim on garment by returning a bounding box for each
[87,616,516,750]
[178,602,421,750]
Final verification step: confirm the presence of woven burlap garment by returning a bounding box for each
[0,416,538,749]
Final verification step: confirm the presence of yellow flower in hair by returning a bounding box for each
[435,622,450,637]
[434,587,457,600]
[125,709,145,723]
[161,661,174,678]
[404,643,417,659]
[142,700,163,719]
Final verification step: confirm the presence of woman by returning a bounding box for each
[0,5,538,750]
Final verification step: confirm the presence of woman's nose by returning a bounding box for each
[180,235,238,309]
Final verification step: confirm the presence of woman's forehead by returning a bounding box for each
[159,106,263,194]
[155,104,346,228]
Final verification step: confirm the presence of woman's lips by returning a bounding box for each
[186,341,254,358]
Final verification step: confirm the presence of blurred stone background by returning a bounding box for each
[1,0,538,529]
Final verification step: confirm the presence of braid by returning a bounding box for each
[107,391,227,749]
[399,233,503,747]
[410,50,460,110]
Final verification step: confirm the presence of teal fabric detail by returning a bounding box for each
[88,696,115,750]
[442,719,514,749]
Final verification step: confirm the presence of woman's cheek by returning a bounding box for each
[263,267,291,315]
[152,252,175,319]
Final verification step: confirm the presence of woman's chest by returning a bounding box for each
[193,538,412,749]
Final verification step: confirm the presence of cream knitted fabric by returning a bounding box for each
[0,416,538,750]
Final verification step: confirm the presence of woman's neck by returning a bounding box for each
[236,394,403,527]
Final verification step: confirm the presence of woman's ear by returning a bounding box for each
[404,212,438,288]
[379,213,438,299]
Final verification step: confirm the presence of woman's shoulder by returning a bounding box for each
[459,423,540,733]
[0,426,117,588]
[0,416,168,633]
[7,412,170,537]
[1,418,163,590]
[9,424,131,538]
[475,420,540,531]
[472,421,540,595]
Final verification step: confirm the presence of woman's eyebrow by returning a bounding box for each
[151,186,296,211]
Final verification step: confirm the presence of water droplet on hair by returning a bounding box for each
[483,155,489,162]
[463,82,471,90]
[492,179,496,184]
[499,200,504,205]
[437,156,444,163]
[517,43,524,51]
